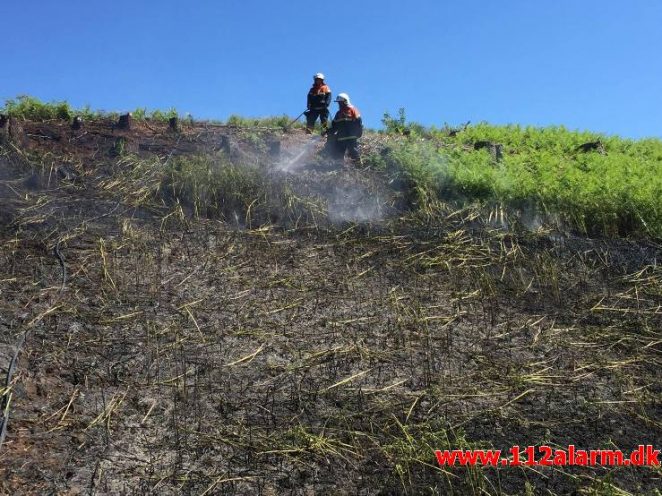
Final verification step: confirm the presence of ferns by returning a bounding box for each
[3,95,73,121]
[372,120,662,237]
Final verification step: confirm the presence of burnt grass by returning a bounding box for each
[0,118,661,495]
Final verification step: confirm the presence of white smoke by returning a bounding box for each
[269,136,386,224]
[274,137,322,173]
[328,185,384,224]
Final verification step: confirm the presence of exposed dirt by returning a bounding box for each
[0,118,660,495]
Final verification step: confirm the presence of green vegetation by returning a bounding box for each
[1,101,661,494]
[161,153,323,226]
[1,96,180,122]
[2,95,74,121]
[1,96,303,130]
[131,106,179,122]
[382,107,426,136]
[98,152,322,228]
[3,96,660,237]
[163,153,269,220]
[224,113,302,129]
[372,114,662,237]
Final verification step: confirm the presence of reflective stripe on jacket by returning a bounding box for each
[307,84,332,110]
[331,105,363,141]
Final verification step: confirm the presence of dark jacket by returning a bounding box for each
[307,83,332,110]
[330,105,363,141]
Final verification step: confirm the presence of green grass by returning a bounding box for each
[131,107,179,122]
[1,95,181,123]
[4,95,660,237]
[162,153,269,220]
[159,153,322,226]
[369,121,662,237]
[2,95,74,121]
[224,113,302,129]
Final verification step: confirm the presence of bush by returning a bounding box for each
[162,154,267,221]
[381,108,427,137]
[1,95,183,124]
[132,107,178,122]
[3,95,73,121]
[225,114,295,129]
[377,122,662,237]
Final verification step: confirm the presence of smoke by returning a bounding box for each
[269,136,386,225]
[485,201,570,242]
[328,185,384,224]
[274,137,322,173]
[517,204,565,234]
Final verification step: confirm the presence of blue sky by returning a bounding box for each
[4,0,661,138]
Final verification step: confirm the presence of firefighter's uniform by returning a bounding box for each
[306,74,332,133]
[327,93,363,164]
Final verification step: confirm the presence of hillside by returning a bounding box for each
[0,101,661,495]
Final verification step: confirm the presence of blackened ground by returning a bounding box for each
[0,119,660,495]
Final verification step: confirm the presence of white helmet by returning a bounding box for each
[313,72,325,80]
[335,93,350,105]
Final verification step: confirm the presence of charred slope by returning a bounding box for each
[0,118,660,495]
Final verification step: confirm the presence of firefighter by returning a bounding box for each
[326,93,363,165]
[305,73,332,134]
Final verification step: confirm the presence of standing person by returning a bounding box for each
[305,73,332,134]
[326,93,363,165]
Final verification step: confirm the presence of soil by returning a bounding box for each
[0,118,660,495]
